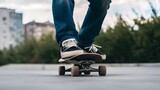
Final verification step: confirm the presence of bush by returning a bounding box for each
[0,34,60,65]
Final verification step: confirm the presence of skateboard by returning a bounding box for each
[58,53,107,77]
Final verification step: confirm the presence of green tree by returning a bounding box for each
[96,16,135,63]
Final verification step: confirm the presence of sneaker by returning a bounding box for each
[60,38,84,58]
[81,44,106,60]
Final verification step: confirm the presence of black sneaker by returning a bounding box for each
[81,44,106,60]
[60,38,84,58]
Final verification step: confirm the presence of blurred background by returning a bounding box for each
[0,0,160,65]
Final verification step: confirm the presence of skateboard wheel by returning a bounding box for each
[59,66,65,75]
[71,66,79,77]
[98,66,106,76]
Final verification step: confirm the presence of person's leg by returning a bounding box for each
[52,0,78,45]
[78,0,112,47]
[52,0,83,58]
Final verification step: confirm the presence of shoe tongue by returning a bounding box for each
[62,38,77,47]
[85,45,98,53]
[90,46,98,52]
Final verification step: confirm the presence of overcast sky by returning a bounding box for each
[0,0,160,28]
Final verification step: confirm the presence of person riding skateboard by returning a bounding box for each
[52,0,111,59]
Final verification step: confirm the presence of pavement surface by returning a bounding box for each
[0,64,160,90]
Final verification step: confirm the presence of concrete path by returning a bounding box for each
[0,64,160,90]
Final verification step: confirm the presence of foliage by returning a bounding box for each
[96,17,135,63]
[0,34,60,65]
[95,3,160,63]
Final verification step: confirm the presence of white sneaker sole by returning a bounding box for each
[101,54,106,60]
[61,50,84,58]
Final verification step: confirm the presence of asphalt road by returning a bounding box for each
[0,64,160,90]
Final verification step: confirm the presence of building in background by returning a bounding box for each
[0,8,24,50]
[25,21,55,41]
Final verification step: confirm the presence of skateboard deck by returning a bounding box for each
[59,53,103,63]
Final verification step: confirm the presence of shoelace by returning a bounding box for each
[84,44,102,53]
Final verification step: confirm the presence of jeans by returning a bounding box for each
[52,0,111,47]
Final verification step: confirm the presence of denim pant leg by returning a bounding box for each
[78,0,112,47]
[52,0,78,45]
